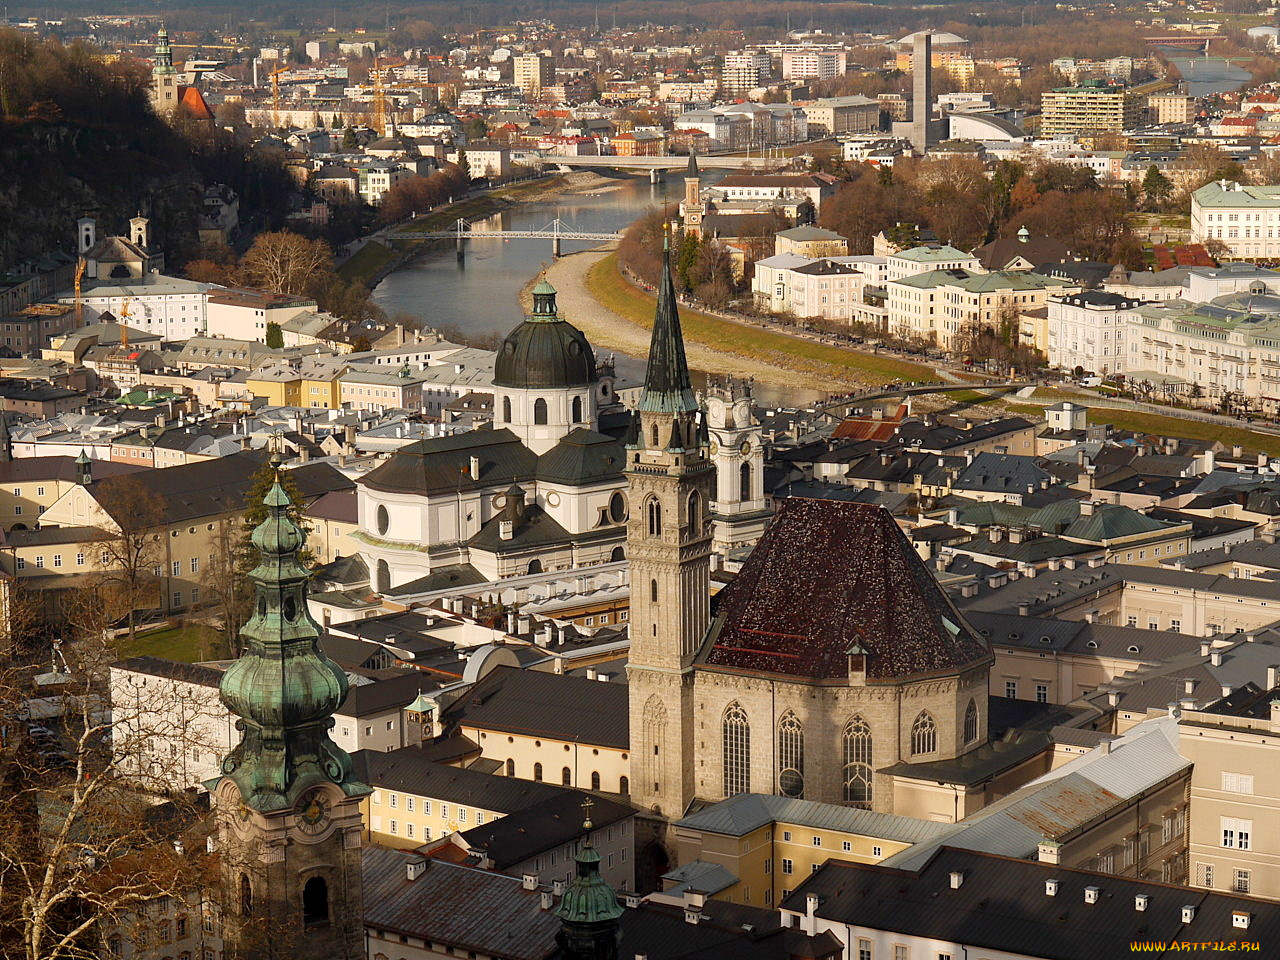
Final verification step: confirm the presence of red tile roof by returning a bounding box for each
[701,499,991,682]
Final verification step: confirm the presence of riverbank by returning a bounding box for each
[534,249,934,392]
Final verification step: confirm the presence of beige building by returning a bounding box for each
[1040,84,1144,139]
[671,793,955,907]
[513,53,554,97]
[801,95,879,136]
[1149,92,1196,124]
[1181,697,1280,899]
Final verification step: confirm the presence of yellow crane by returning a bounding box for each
[372,57,406,136]
[117,297,132,349]
[270,63,294,129]
[73,258,86,327]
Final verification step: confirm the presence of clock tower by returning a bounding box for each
[211,455,369,960]
[704,377,769,564]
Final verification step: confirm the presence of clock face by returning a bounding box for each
[297,791,331,835]
[739,440,752,457]
[708,440,719,456]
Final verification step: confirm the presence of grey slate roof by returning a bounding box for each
[351,748,570,810]
[675,793,957,844]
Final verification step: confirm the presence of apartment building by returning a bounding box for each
[512,53,553,97]
[801,95,879,136]
[886,268,1077,348]
[781,50,846,81]
[752,256,870,320]
[1046,290,1146,376]
[1040,83,1144,139]
[1191,179,1280,260]
[1149,92,1196,124]
[722,51,771,93]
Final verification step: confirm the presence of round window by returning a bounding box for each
[609,491,627,524]
[779,769,804,798]
[376,505,389,536]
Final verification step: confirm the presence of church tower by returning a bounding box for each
[704,377,768,564]
[554,800,624,960]
[149,26,180,115]
[625,234,713,821]
[211,456,369,960]
[679,153,704,238]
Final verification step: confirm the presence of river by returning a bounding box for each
[1158,50,1252,97]
[371,172,823,407]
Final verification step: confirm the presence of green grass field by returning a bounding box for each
[336,240,396,283]
[120,623,228,663]
[1088,408,1280,457]
[586,254,933,386]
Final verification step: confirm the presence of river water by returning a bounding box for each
[371,172,822,407]
[1159,51,1252,97]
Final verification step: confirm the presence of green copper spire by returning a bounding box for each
[216,456,367,811]
[154,26,176,76]
[555,799,623,958]
[636,231,698,415]
[686,151,699,179]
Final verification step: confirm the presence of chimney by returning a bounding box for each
[552,881,567,897]
[625,893,642,908]
[507,611,517,634]
[522,873,539,891]
[1269,665,1279,690]
[1084,886,1100,904]
[1184,678,1196,695]
[1233,911,1251,930]
[1135,894,1149,912]
[407,859,428,881]
[1182,905,1196,923]
[499,519,514,541]
[1045,878,1060,896]
[1210,650,1224,667]
[470,455,481,479]
[949,871,964,889]
[1080,500,1095,516]
[586,667,597,680]
[1038,841,1061,865]
[802,893,819,936]
[1099,738,1112,755]
[1200,641,1211,657]
[540,891,554,910]
[1222,684,1233,698]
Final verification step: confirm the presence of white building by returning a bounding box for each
[752,254,876,320]
[885,244,982,283]
[722,51,771,93]
[61,275,217,342]
[205,289,318,343]
[1046,290,1146,376]
[1191,180,1280,260]
[782,50,846,81]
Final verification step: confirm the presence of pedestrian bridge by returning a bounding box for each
[386,218,621,256]
[818,380,1024,416]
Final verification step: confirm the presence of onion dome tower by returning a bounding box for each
[212,455,369,960]
[554,800,624,960]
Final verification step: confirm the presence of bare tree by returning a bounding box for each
[200,518,251,657]
[238,231,333,296]
[94,477,166,647]
[0,587,219,960]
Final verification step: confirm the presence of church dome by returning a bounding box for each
[493,281,597,389]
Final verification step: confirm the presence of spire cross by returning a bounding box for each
[581,795,594,831]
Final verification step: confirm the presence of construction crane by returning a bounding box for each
[73,258,86,327]
[269,63,294,129]
[372,57,406,136]
[117,298,132,349]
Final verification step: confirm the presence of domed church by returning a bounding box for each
[353,282,630,590]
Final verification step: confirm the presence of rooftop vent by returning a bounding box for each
[522,873,539,891]
[1182,905,1196,923]
[1135,894,1149,912]
[1084,886,1100,904]
[950,871,964,889]
[1233,911,1251,929]
[1045,879,1060,897]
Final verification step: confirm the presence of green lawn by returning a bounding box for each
[1088,409,1280,458]
[120,623,228,663]
[586,254,933,386]
[336,240,396,284]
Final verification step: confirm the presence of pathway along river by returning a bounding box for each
[371,172,823,407]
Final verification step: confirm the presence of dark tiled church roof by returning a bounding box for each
[700,499,991,682]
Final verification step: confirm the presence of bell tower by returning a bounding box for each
[704,377,768,564]
[625,233,713,821]
[210,455,369,960]
[679,153,704,237]
[149,26,180,114]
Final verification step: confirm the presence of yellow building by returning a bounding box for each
[245,365,303,407]
[671,793,956,907]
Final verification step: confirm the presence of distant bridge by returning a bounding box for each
[387,218,621,256]
[1146,36,1217,51]
[551,154,792,179]
[817,380,1025,417]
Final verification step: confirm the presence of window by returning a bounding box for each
[911,711,937,755]
[591,771,600,790]
[406,823,414,838]
[764,858,772,873]
[34,556,43,568]
[172,560,181,576]
[533,398,548,425]
[740,462,752,501]
[1197,863,1214,888]
[722,702,750,796]
[1170,619,1180,633]
[458,808,468,823]
[75,552,84,566]
[963,699,978,744]
[534,763,543,781]
[562,766,572,785]
[16,558,24,570]
[52,555,61,568]
[190,557,199,574]
[783,831,792,841]
[894,947,909,960]
[842,840,852,852]
[389,794,397,808]
[1223,772,1254,794]
[406,797,414,812]
[842,715,873,807]
[1234,870,1251,894]
[1036,684,1049,704]
[172,592,182,607]
[389,820,397,834]
[1222,817,1252,850]
[502,396,511,422]
[302,876,328,926]
[781,858,793,875]
[778,712,804,798]
[812,836,822,847]
[872,845,882,857]
[858,940,872,960]
[1005,680,1017,699]
[476,812,485,825]
[646,497,662,536]
[423,800,431,815]
[572,395,583,422]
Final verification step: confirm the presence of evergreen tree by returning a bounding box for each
[342,127,359,150]
[1142,164,1173,210]
[239,458,314,572]
[265,321,284,348]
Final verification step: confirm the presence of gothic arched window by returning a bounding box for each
[722,703,750,797]
[740,462,752,501]
[911,711,938,756]
[375,559,390,594]
[591,771,601,790]
[842,716,873,808]
[646,498,662,536]
[642,696,667,795]
[502,396,512,422]
[963,699,978,744]
[533,398,548,425]
[572,395,583,422]
[619,775,629,794]
[778,711,805,798]
[650,422,659,447]
[687,491,701,533]
[302,876,328,926]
